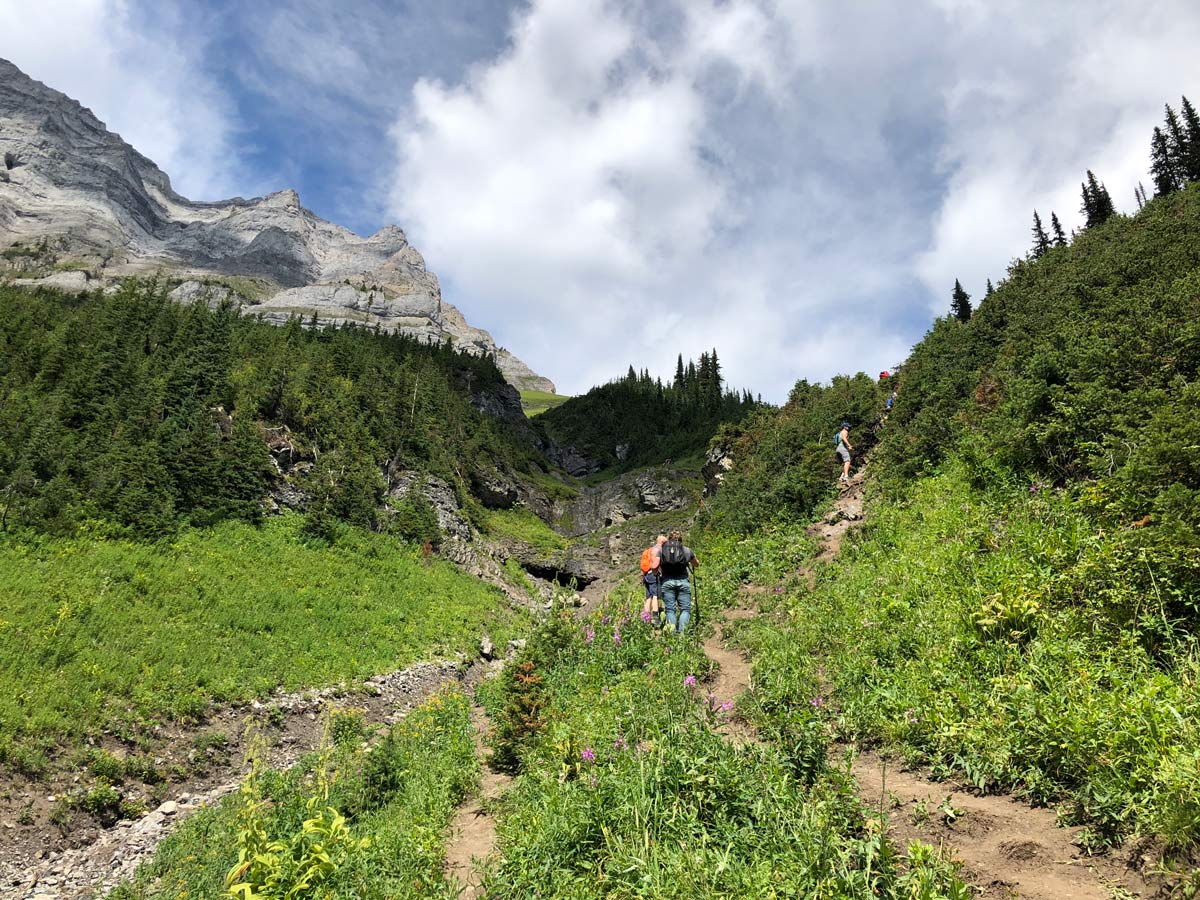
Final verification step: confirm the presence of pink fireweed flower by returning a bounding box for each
[683,675,697,688]
[613,628,621,646]
[810,695,825,709]
[721,701,734,712]
[584,628,594,645]
[581,747,595,763]
[641,610,653,623]
[614,735,628,751]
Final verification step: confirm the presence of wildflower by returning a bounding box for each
[810,695,825,709]
[904,708,919,725]
[613,628,621,646]
[773,586,784,594]
[585,628,594,645]
[683,675,697,688]
[640,610,652,624]
[581,747,596,763]
[614,735,628,751]
[636,740,650,753]
[602,613,609,625]
[720,701,734,712]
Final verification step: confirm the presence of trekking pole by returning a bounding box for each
[691,571,699,628]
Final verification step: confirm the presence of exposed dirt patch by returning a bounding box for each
[1,657,496,900]
[443,705,512,899]
[853,750,1158,900]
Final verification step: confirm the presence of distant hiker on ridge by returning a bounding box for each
[640,534,667,627]
[836,421,855,485]
[659,530,699,635]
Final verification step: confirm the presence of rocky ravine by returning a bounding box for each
[0,57,553,392]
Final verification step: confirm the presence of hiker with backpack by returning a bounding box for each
[835,421,855,485]
[640,534,667,627]
[659,530,699,635]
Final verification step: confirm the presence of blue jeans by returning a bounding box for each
[662,577,692,634]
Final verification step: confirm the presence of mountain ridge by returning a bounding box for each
[0,57,554,393]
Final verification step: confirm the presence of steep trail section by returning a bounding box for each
[443,705,512,899]
[708,467,1155,899]
[854,753,1145,900]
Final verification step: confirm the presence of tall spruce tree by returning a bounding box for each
[1151,126,1179,196]
[1081,170,1116,227]
[1165,103,1189,181]
[1180,95,1200,182]
[951,279,972,322]
[1031,210,1052,258]
[674,354,685,389]
[985,278,994,298]
[1050,211,1067,247]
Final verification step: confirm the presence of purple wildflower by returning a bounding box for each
[721,701,734,712]
[640,610,653,624]
[581,747,595,763]
[810,695,825,709]
[684,675,697,688]
[585,628,594,645]
[613,628,621,646]
[614,735,628,751]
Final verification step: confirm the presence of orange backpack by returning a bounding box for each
[640,545,660,575]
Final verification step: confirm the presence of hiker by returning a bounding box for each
[640,534,667,626]
[659,530,699,635]
[835,421,854,484]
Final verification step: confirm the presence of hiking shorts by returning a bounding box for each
[644,573,661,598]
[837,444,851,463]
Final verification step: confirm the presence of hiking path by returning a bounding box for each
[699,467,1158,899]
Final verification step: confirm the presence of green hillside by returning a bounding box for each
[519,388,570,417]
[537,353,757,472]
[700,182,1200,859]
[0,280,544,539]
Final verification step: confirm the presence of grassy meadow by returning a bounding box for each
[0,515,524,771]
[472,593,970,898]
[108,689,478,900]
[519,389,571,417]
[710,463,1200,855]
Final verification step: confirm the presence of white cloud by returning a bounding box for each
[382,0,1200,398]
[1,0,241,199]
[916,0,1200,307]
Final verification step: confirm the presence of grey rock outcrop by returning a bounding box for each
[557,468,693,537]
[0,58,554,392]
[386,471,471,541]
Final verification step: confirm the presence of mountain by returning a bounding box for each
[0,58,554,393]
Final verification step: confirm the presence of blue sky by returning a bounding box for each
[5,0,1200,398]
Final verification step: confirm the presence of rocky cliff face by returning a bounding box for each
[0,58,554,392]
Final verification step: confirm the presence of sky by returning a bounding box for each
[4,0,1200,400]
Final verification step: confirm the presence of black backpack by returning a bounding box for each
[660,539,687,568]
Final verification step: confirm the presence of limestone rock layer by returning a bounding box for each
[0,57,554,393]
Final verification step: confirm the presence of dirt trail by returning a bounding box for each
[700,466,1157,899]
[443,705,512,899]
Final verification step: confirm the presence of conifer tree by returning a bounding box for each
[1080,180,1097,226]
[1050,211,1067,247]
[951,279,972,322]
[674,354,685,389]
[626,364,637,382]
[1165,103,1188,180]
[1151,127,1179,197]
[1180,96,1200,182]
[1081,170,1116,227]
[985,278,994,297]
[1134,182,1148,210]
[1031,211,1052,258]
